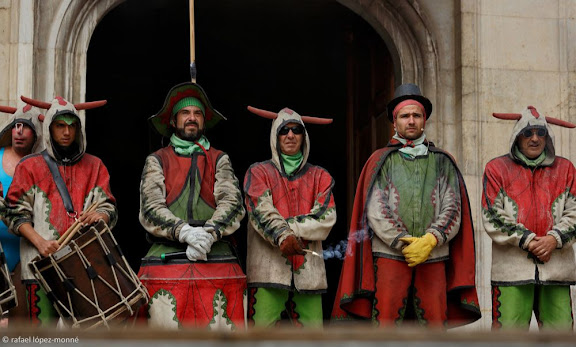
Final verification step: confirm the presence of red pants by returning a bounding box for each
[373,258,447,327]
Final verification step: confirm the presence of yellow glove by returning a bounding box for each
[399,233,438,267]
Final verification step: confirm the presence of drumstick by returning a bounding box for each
[57,202,100,248]
[57,201,98,243]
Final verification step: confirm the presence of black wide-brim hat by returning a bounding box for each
[148,82,226,137]
[386,83,432,122]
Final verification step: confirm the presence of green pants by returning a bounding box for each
[249,287,323,328]
[492,284,573,330]
[26,282,58,327]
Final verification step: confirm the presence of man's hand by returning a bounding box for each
[279,234,305,256]
[185,244,207,261]
[527,235,557,263]
[78,210,109,226]
[34,238,60,257]
[18,223,59,257]
[178,224,215,261]
[399,233,438,267]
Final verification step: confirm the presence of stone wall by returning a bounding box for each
[0,0,574,331]
[461,0,576,330]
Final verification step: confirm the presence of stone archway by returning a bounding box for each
[335,0,454,153]
[32,0,447,151]
[30,0,472,325]
[33,0,125,102]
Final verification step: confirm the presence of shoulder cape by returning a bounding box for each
[331,140,481,327]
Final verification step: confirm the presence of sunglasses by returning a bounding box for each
[521,128,547,138]
[278,125,304,135]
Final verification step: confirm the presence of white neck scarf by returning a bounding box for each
[393,133,428,158]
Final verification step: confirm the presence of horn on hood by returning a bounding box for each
[74,100,107,110]
[0,105,17,114]
[492,113,522,121]
[545,116,576,128]
[493,112,576,128]
[247,106,333,125]
[20,96,51,110]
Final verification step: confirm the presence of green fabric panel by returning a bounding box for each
[27,285,58,326]
[537,285,573,330]
[252,287,289,327]
[291,291,323,327]
[192,175,215,220]
[169,179,191,221]
[166,170,214,222]
[496,284,572,330]
[252,287,322,328]
[378,152,458,237]
[495,285,534,329]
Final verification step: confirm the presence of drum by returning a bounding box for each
[138,251,247,330]
[29,220,149,329]
[0,243,17,315]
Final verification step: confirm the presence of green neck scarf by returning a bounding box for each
[280,151,303,176]
[170,134,210,155]
[514,146,546,167]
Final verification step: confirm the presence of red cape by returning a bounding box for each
[331,141,481,327]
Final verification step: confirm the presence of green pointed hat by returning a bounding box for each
[149,82,226,137]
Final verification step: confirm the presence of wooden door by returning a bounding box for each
[344,24,395,224]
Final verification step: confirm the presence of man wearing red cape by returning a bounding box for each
[332,83,480,328]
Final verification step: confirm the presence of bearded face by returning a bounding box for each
[174,105,204,141]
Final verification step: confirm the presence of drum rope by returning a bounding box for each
[104,225,150,302]
[94,229,134,315]
[74,238,110,328]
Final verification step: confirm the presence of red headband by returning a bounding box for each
[393,100,426,120]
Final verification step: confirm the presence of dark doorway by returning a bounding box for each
[86,0,394,320]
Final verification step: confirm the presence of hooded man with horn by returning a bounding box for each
[138,82,246,330]
[0,103,44,321]
[332,83,480,328]
[243,106,336,328]
[3,96,117,326]
[482,106,576,330]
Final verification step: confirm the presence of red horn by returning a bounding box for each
[545,116,576,128]
[20,96,51,110]
[247,106,278,120]
[247,106,333,124]
[74,100,107,110]
[301,116,333,125]
[492,113,522,120]
[0,105,17,114]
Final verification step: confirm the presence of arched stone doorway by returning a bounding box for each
[34,0,443,320]
[85,0,396,318]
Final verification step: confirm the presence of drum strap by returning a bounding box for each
[42,150,75,214]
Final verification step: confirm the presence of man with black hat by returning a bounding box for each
[138,82,246,330]
[0,103,44,321]
[332,83,480,328]
[482,106,576,330]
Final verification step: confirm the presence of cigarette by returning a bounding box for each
[303,249,322,258]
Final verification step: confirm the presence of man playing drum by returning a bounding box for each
[138,82,246,330]
[3,96,117,326]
